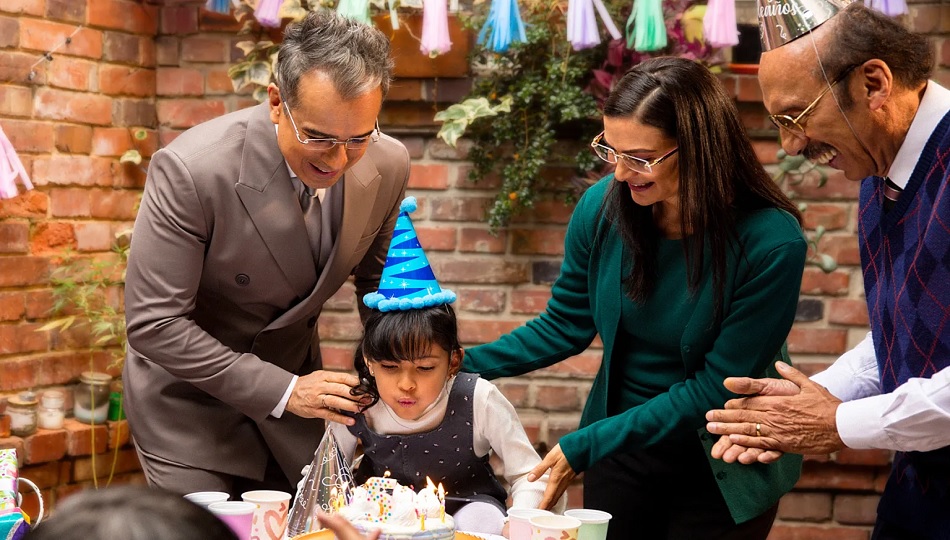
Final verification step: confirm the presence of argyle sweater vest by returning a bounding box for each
[858,111,950,535]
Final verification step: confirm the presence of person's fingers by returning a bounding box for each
[728,433,781,450]
[527,452,554,482]
[756,450,784,464]
[722,377,770,395]
[711,434,733,459]
[774,361,811,386]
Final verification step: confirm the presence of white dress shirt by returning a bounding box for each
[811,81,950,451]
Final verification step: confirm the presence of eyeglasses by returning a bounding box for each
[590,132,678,174]
[282,101,380,152]
[767,65,858,136]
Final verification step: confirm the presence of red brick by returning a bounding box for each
[430,196,492,221]
[89,189,141,220]
[34,88,112,125]
[428,139,472,160]
[793,169,862,200]
[91,127,132,157]
[72,447,141,481]
[457,319,523,344]
[0,292,26,321]
[788,327,848,355]
[766,525,869,540]
[180,36,229,63]
[55,124,93,153]
[19,461,62,489]
[0,256,49,287]
[157,67,204,96]
[0,437,25,461]
[751,139,781,165]
[98,65,155,98]
[497,382,529,408]
[536,351,602,378]
[835,448,892,467]
[74,222,115,252]
[0,51,47,85]
[64,419,108,456]
[0,16,18,48]
[795,462,877,491]
[317,313,363,341]
[737,75,763,103]
[827,299,870,326]
[510,289,551,315]
[408,164,450,190]
[0,83,31,117]
[102,32,147,64]
[161,5,199,35]
[776,492,832,521]
[198,8,241,32]
[23,429,67,464]
[319,345,357,371]
[156,99,226,129]
[455,165,502,190]
[24,290,53,319]
[803,203,850,231]
[114,98,157,127]
[387,79,424,101]
[820,234,861,266]
[511,229,566,256]
[509,199,576,225]
[433,258,528,284]
[0,321,49,355]
[0,190,48,219]
[46,0,84,23]
[415,226,456,251]
[459,228,506,253]
[323,281,356,311]
[0,0,44,16]
[107,420,131,449]
[457,289,506,313]
[19,19,103,60]
[30,221,76,253]
[206,68,235,94]
[0,221,29,253]
[155,36,180,66]
[3,119,54,153]
[833,494,880,525]
[49,188,91,217]
[87,0,158,35]
[800,268,850,296]
[46,56,95,91]
[32,155,114,187]
[535,384,581,411]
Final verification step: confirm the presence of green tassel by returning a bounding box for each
[337,0,371,25]
[625,0,668,52]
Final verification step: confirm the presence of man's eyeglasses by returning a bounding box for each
[590,132,678,174]
[768,64,858,136]
[282,101,380,152]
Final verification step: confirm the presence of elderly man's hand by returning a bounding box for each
[286,370,370,424]
[705,361,846,456]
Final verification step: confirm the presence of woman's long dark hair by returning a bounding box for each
[350,305,462,408]
[601,57,802,321]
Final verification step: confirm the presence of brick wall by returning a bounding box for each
[1,0,948,535]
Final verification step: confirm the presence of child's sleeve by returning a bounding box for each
[472,380,567,512]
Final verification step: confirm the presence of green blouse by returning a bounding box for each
[463,176,806,524]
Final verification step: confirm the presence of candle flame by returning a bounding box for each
[426,477,436,491]
[383,470,392,478]
[437,483,445,499]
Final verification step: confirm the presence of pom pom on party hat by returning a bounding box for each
[757,0,851,51]
[363,197,456,312]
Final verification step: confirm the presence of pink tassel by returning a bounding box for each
[421,0,452,57]
[704,0,739,48]
[865,0,907,17]
[0,125,34,200]
[254,0,283,28]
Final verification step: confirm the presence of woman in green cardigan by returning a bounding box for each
[462,57,807,539]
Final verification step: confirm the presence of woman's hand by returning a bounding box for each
[316,511,381,540]
[286,370,371,424]
[527,444,576,510]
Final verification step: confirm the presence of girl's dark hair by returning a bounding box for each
[601,57,802,321]
[350,305,462,407]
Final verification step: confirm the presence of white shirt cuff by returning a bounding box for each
[271,375,298,418]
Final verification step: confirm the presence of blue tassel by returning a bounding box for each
[205,0,231,14]
[477,0,527,53]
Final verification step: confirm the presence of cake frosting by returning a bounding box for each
[338,476,455,540]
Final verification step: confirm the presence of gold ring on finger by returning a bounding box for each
[755,423,762,437]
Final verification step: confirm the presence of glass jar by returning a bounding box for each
[8,391,38,437]
[37,389,66,430]
[73,371,111,424]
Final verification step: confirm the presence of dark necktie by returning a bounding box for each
[883,177,902,212]
[299,185,323,268]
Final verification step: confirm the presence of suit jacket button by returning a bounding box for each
[682,345,691,353]
[307,316,316,328]
[235,274,250,286]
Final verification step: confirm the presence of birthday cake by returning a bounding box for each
[337,476,455,540]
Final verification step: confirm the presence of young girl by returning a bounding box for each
[324,197,562,535]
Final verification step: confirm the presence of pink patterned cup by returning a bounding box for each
[241,490,291,540]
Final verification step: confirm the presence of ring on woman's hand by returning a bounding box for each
[755,423,762,437]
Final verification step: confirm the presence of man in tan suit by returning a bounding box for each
[123,11,409,495]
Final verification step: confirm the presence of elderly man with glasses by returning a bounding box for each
[122,11,410,497]
[705,2,950,537]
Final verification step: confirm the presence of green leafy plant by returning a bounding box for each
[118,128,150,168]
[772,148,837,272]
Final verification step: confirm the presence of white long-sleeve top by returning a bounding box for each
[810,81,950,453]
[327,376,565,511]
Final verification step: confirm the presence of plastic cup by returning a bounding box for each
[564,509,612,540]
[208,501,255,540]
[241,490,292,540]
[507,508,554,540]
[529,514,582,540]
[183,491,230,509]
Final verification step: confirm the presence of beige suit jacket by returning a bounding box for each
[122,103,409,483]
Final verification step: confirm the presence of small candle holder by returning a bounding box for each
[37,389,66,430]
[73,372,111,424]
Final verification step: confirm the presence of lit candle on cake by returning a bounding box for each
[437,483,445,523]
[330,486,339,513]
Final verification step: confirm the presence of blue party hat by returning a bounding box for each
[363,197,456,312]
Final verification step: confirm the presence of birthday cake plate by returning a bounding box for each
[292,532,489,540]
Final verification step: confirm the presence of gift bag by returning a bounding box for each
[0,449,43,540]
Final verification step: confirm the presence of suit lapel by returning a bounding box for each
[234,104,316,299]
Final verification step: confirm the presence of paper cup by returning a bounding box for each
[564,509,612,540]
[529,514,582,540]
[507,508,554,540]
[208,501,255,540]
[241,490,292,540]
[183,491,230,509]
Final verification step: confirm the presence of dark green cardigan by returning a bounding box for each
[463,176,805,524]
